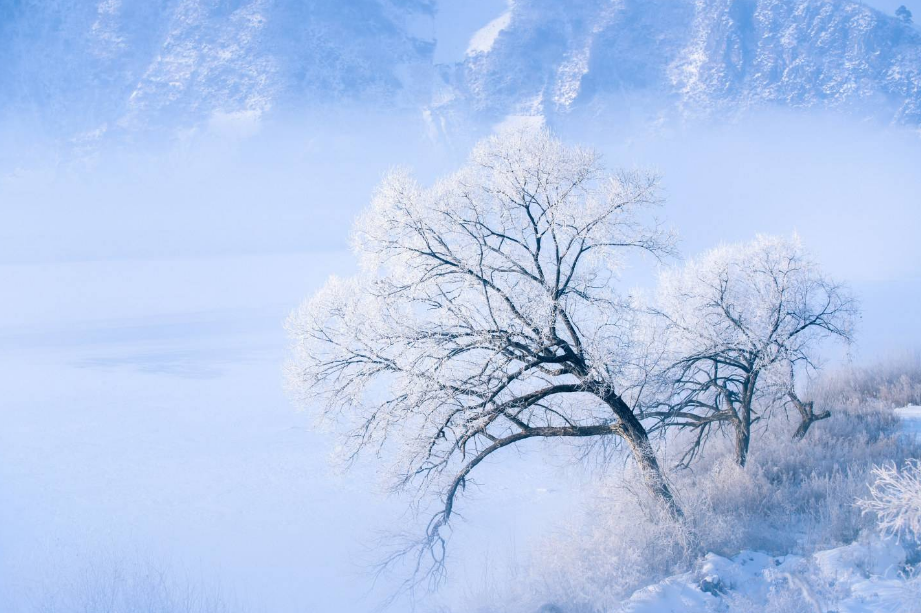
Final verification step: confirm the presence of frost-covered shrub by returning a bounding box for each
[859,460,921,542]
[519,360,921,612]
[532,472,696,612]
[808,351,921,410]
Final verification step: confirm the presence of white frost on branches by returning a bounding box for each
[859,460,921,541]
[286,127,678,584]
[652,234,857,466]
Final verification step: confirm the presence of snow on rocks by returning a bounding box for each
[617,535,920,613]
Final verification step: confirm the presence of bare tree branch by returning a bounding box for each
[286,128,680,590]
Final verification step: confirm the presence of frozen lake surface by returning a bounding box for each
[0,253,588,611]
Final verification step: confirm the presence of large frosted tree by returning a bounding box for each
[286,128,679,581]
[652,235,856,467]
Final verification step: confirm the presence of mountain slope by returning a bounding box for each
[441,0,921,126]
[0,0,435,135]
[2,0,921,138]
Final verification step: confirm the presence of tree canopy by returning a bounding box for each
[287,128,679,583]
[651,234,856,466]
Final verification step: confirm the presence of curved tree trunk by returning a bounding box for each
[605,392,684,520]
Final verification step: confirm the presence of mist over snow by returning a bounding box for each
[2,1,921,612]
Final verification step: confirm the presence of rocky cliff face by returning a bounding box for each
[445,0,921,125]
[0,0,436,134]
[675,0,921,123]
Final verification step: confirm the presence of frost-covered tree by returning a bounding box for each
[652,235,856,467]
[286,128,678,582]
[897,5,913,24]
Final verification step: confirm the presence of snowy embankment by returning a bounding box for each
[616,407,921,613]
[619,537,919,613]
[897,406,921,440]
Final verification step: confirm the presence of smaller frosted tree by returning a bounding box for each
[897,5,913,24]
[652,235,856,467]
[287,128,679,585]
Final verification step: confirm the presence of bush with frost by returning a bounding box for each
[859,460,921,543]
[511,358,921,612]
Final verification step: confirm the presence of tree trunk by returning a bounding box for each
[734,418,750,467]
[733,373,758,468]
[604,392,684,520]
[734,400,751,468]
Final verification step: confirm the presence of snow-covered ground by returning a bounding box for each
[614,409,921,613]
[619,535,921,613]
[897,406,921,440]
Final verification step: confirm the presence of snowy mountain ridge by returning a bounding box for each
[446,0,921,126]
[0,0,437,135]
[2,0,921,138]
